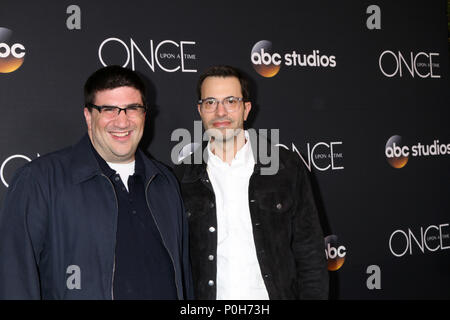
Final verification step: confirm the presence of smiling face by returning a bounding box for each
[198,76,251,143]
[84,86,145,163]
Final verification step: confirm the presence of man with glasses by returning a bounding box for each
[0,66,193,300]
[175,65,328,300]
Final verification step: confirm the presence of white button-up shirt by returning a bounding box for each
[206,131,269,300]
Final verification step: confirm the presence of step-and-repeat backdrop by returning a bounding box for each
[1,0,449,299]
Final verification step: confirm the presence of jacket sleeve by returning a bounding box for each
[180,197,195,300]
[170,165,194,299]
[292,161,329,299]
[0,165,48,299]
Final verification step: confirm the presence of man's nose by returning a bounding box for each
[114,109,130,126]
[215,101,228,116]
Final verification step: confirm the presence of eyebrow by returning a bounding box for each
[203,96,234,100]
[98,103,144,107]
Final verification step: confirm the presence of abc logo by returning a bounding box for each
[251,40,281,78]
[324,235,346,271]
[0,27,26,73]
[385,135,409,168]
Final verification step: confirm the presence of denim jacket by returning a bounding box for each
[174,137,328,300]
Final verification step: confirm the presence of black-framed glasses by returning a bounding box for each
[87,103,147,119]
[198,96,244,113]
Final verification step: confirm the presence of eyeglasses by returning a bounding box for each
[198,96,244,113]
[87,103,147,119]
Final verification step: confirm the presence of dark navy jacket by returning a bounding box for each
[0,134,193,300]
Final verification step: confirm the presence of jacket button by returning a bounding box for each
[254,222,261,226]
[209,226,216,233]
[276,203,282,210]
[114,176,120,182]
[186,211,191,218]
[209,202,215,208]
[208,280,215,286]
[208,255,214,261]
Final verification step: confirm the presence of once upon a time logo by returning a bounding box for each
[277,141,344,172]
[378,50,440,78]
[389,223,450,257]
[98,37,197,73]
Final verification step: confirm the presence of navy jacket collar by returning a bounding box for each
[70,134,162,185]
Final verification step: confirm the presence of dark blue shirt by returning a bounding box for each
[93,147,177,300]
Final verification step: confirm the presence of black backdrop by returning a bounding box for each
[0,0,449,299]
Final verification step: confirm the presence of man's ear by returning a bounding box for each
[83,107,92,132]
[243,102,252,121]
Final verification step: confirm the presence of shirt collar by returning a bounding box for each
[207,130,255,170]
[90,140,145,178]
[180,131,286,183]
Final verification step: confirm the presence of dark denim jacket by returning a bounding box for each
[174,139,329,300]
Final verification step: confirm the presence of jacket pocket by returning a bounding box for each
[256,190,294,215]
[184,196,214,220]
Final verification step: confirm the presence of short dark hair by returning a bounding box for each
[84,65,147,109]
[197,65,250,101]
